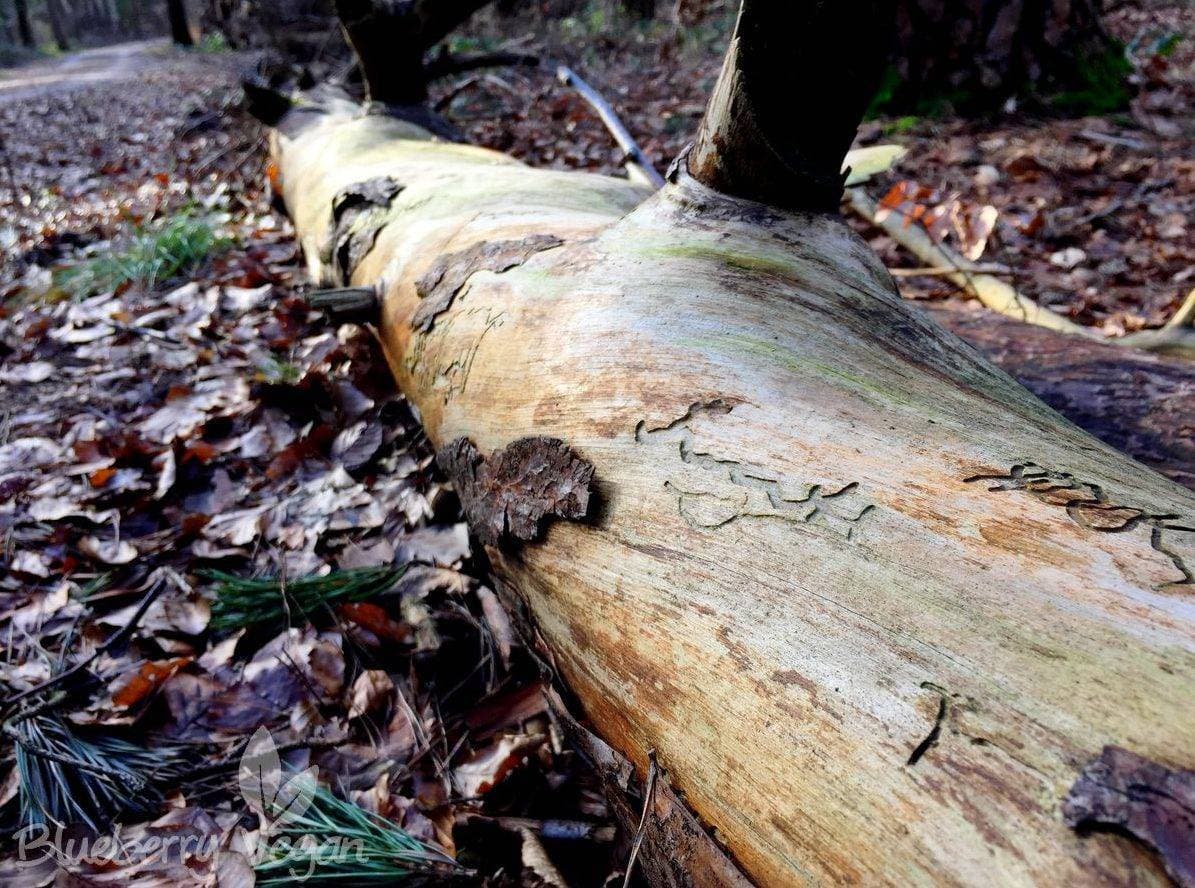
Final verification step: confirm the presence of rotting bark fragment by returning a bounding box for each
[437,436,593,547]
[321,176,405,284]
[412,234,564,332]
[1064,745,1195,887]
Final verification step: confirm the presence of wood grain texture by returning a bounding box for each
[273,106,1195,886]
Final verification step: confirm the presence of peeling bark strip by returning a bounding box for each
[1064,746,1195,887]
[437,437,593,547]
[321,176,405,284]
[412,235,564,332]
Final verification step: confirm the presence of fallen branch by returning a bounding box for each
[556,65,665,189]
[845,186,1093,337]
[425,49,539,80]
[267,0,1195,881]
[1120,287,1195,360]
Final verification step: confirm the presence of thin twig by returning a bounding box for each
[890,265,1011,278]
[622,750,659,888]
[1165,288,1195,330]
[556,65,665,189]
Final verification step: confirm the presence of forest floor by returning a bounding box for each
[0,4,1191,885]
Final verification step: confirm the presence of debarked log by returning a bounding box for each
[268,5,1195,883]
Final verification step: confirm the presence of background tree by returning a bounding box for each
[879,0,1121,113]
[46,0,71,50]
[167,0,192,44]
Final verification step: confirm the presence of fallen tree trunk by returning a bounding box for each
[268,3,1195,884]
[926,301,1195,492]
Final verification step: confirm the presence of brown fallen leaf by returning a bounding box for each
[347,668,395,719]
[337,601,411,643]
[111,657,194,710]
[455,733,546,798]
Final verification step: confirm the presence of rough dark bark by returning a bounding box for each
[687,0,896,212]
[12,0,34,47]
[926,301,1195,491]
[887,0,1120,112]
[167,0,194,45]
[333,0,495,105]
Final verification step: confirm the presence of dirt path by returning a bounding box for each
[0,44,252,293]
[0,39,171,104]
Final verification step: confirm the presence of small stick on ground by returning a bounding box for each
[556,66,665,190]
[846,187,1093,338]
[622,750,659,888]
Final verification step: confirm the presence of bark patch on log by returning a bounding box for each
[965,462,1194,592]
[1064,746,1195,887]
[412,235,564,332]
[321,176,405,284]
[437,436,593,547]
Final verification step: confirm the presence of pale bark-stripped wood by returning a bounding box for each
[272,101,1194,884]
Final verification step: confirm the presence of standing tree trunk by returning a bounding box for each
[46,0,70,50]
[621,0,655,18]
[888,0,1123,112]
[264,0,1195,883]
[167,0,193,45]
[333,0,495,106]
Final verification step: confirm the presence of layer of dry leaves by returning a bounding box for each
[0,47,620,888]
[0,1,1191,884]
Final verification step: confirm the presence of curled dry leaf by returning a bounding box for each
[347,668,395,719]
[331,420,384,471]
[455,733,547,798]
[80,534,139,564]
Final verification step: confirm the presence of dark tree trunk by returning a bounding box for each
[333,0,495,106]
[168,0,194,45]
[621,0,655,18]
[46,0,70,51]
[12,0,34,46]
[887,0,1121,112]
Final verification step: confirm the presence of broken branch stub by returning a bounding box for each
[437,437,594,547]
[687,0,896,211]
